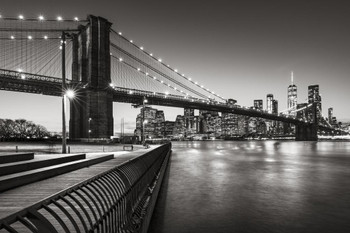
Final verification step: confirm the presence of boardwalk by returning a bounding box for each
[0,147,153,220]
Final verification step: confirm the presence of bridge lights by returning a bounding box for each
[10,35,15,40]
[38,15,44,21]
[118,32,122,35]
[57,16,63,21]
[140,46,144,50]
[44,35,48,40]
[119,57,123,62]
[158,58,162,62]
[74,17,79,21]
[18,15,24,20]
[28,35,32,40]
[21,74,26,79]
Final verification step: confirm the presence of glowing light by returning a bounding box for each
[110,52,113,55]
[130,40,133,43]
[174,69,178,72]
[74,17,79,21]
[57,16,63,21]
[189,78,192,81]
[201,85,204,88]
[38,15,44,21]
[118,32,122,35]
[129,90,133,94]
[153,76,157,80]
[59,45,62,50]
[10,35,15,40]
[144,99,148,103]
[168,84,170,87]
[18,15,24,20]
[167,65,170,67]
[158,58,162,62]
[160,80,163,83]
[165,92,169,95]
[65,89,75,99]
[28,35,32,40]
[119,57,123,62]
[17,68,23,73]
[44,35,48,40]
[109,83,114,87]
[137,68,141,71]
[145,72,149,76]
[150,53,153,56]
[140,46,144,50]
[182,74,185,77]
[195,82,198,84]
[21,74,26,79]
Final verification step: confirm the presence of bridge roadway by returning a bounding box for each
[0,69,308,126]
[0,147,152,220]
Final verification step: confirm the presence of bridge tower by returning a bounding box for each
[69,15,113,140]
[295,103,318,141]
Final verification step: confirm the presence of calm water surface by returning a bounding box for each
[148,141,350,233]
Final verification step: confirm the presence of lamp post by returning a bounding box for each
[88,118,92,142]
[62,90,75,153]
[142,97,148,145]
[61,31,67,154]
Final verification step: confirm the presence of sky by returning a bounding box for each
[1,0,349,133]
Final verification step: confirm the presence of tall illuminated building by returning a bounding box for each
[266,94,274,114]
[287,71,297,116]
[254,99,263,110]
[308,85,322,122]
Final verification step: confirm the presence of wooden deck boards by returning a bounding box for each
[0,147,152,220]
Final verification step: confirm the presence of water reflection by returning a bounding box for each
[149,141,350,233]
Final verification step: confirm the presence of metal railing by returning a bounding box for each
[0,143,172,233]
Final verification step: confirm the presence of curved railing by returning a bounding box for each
[0,143,172,233]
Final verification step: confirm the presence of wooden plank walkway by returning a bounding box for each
[0,147,154,220]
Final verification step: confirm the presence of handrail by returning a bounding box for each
[0,143,172,233]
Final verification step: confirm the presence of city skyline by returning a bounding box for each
[1,0,350,133]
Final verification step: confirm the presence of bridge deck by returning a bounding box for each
[0,147,155,220]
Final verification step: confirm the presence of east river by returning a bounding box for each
[148,141,350,233]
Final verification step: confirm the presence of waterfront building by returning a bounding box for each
[272,99,278,115]
[184,108,196,135]
[254,99,263,110]
[162,121,175,137]
[221,99,239,137]
[328,108,333,124]
[173,115,185,137]
[266,94,274,114]
[308,85,322,122]
[287,71,297,116]
[155,110,165,138]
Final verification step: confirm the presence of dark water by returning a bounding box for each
[148,141,350,233]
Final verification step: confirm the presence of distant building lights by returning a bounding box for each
[21,74,26,79]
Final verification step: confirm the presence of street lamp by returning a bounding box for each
[142,97,148,145]
[62,89,75,153]
[88,118,92,142]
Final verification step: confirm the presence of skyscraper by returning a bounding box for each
[266,94,274,113]
[254,99,263,110]
[308,85,322,122]
[272,99,278,115]
[328,108,333,124]
[287,71,297,116]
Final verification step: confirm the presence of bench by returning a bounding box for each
[123,145,134,151]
